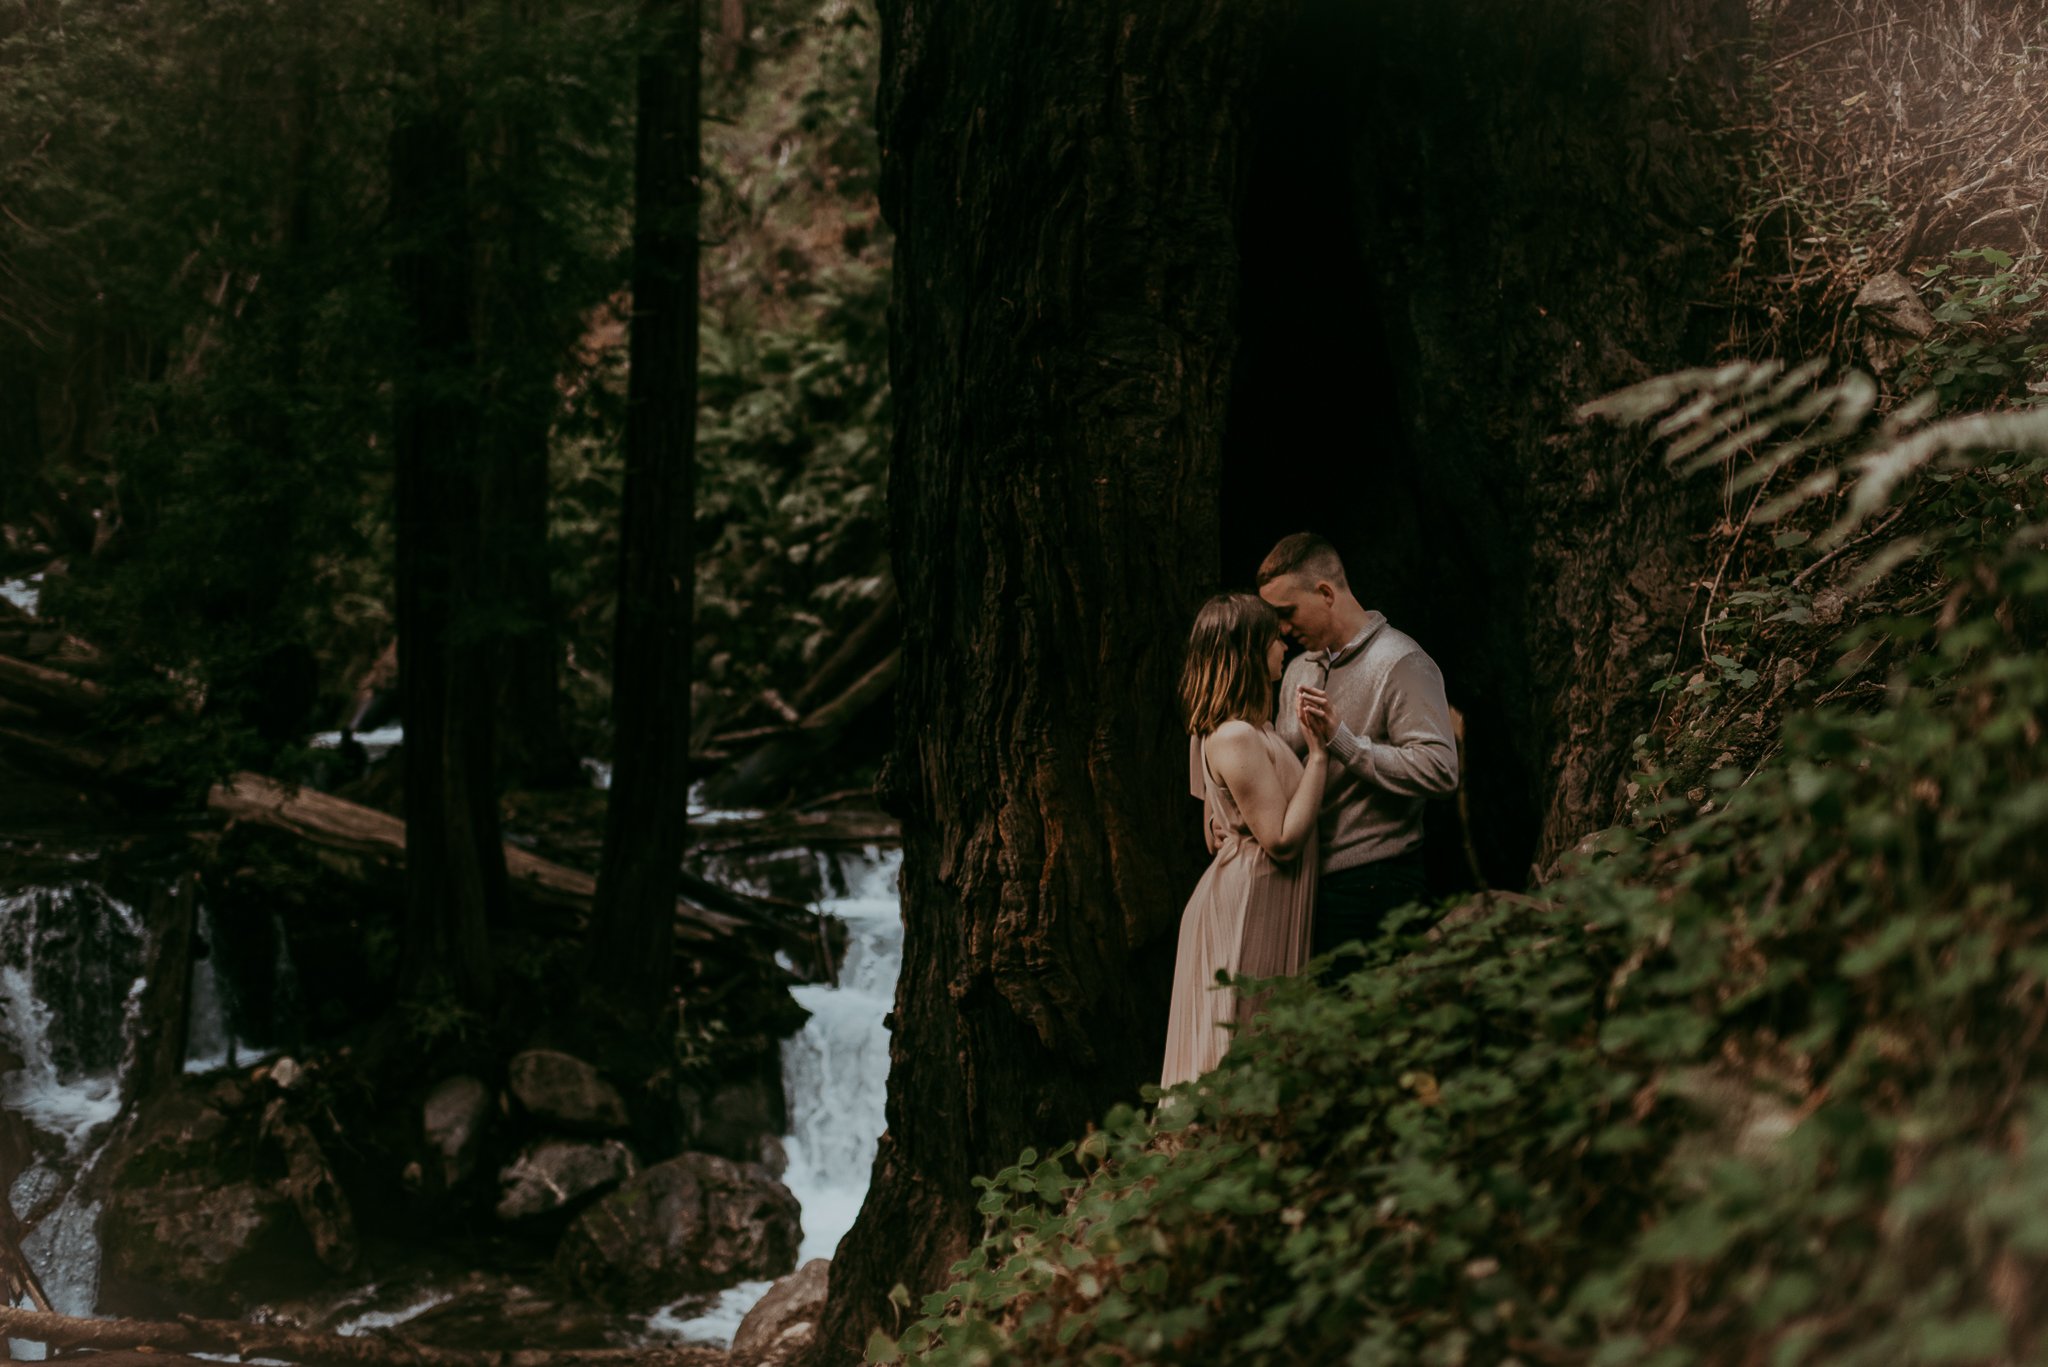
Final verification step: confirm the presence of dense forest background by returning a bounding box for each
[0,0,890,802]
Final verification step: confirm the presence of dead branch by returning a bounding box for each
[791,584,897,714]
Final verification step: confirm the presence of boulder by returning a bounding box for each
[732,1258,829,1364]
[99,1177,317,1317]
[1853,270,1938,338]
[95,1080,324,1317]
[422,1075,492,1189]
[681,1069,786,1161]
[506,1050,629,1133]
[554,1153,801,1309]
[706,1076,785,1156]
[1854,270,1939,375]
[496,1138,638,1222]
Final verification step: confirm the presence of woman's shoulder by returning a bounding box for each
[1207,718,1262,746]
[1204,720,1268,767]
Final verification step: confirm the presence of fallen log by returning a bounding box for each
[0,1304,725,1367]
[0,629,63,661]
[0,651,104,722]
[46,1354,219,1367]
[689,807,900,858]
[791,584,896,714]
[46,1353,219,1366]
[0,723,110,782]
[208,771,834,975]
[704,648,900,809]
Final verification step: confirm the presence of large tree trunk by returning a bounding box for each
[819,0,1749,1358]
[389,13,506,1007]
[813,2,1287,1356]
[585,0,701,1026]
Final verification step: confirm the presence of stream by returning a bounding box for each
[655,842,902,1345]
[0,827,902,1354]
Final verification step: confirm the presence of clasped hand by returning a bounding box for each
[1297,685,1334,753]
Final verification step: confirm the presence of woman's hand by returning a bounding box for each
[1297,687,1333,758]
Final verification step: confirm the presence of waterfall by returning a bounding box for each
[180,898,261,1074]
[0,576,41,616]
[780,846,903,1263]
[0,831,903,1354]
[0,884,148,1358]
[655,843,903,1347]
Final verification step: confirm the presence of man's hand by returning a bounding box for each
[1297,685,1337,747]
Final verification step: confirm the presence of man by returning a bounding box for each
[1257,532,1458,964]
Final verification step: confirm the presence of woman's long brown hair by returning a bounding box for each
[1180,592,1280,735]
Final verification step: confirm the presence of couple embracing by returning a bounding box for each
[1160,533,1461,1088]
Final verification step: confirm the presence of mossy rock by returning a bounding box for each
[554,1152,800,1309]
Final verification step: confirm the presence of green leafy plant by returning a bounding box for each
[1905,249,2048,407]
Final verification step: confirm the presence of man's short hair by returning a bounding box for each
[1257,532,1349,590]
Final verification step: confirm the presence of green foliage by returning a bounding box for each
[551,0,891,745]
[692,264,890,693]
[402,987,488,1052]
[3,0,889,787]
[1905,250,2048,407]
[1576,359,2048,823]
[874,386,2048,1364]
[1,0,640,780]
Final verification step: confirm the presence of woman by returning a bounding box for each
[1161,593,1327,1088]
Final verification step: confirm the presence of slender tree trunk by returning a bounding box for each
[0,358,38,528]
[585,0,701,1025]
[211,27,323,748]
[390,10,505,1008]
[715,0,743,74]
[479,0,582,790]
[813,2,1287,1356]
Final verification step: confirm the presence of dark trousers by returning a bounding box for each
[1312,850,1428,978]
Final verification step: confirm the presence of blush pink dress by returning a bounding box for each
[1160,726,1318,1088]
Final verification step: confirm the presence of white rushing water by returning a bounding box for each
[0,575,41,616]
[180,899,269,1075]
[0,884,148,1358]
[304,725,406,762]
[661,844,903,1347]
